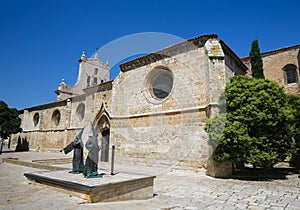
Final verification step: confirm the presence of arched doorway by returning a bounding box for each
[97,115,110,162]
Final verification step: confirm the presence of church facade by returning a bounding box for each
[11,34,300,170]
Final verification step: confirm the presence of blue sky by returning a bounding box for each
[1,0,299,110]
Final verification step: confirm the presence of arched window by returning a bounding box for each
[33,113,39,126]
[284,64,298,84]
[52,110,61,126]
[76,103,85,120]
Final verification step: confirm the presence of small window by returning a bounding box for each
[87,76,91,87]
[94,68,98,75]
[284,64,298,84]
[76,103,85,120]
[33,113,39,126]
[52,110,61,126]
[93,77,98,85]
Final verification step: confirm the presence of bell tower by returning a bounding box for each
[55,51,110,101]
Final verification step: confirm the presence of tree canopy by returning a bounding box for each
[0,101,21,139]
[205,76,296,168]
[250,39,265,79]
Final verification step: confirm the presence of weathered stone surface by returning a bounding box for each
[206,157,232,178]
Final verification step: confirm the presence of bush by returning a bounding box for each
[205,76,296,168]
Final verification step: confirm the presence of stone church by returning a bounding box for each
[11,34,300,170]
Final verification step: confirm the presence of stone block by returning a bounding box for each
[206,157,232,178]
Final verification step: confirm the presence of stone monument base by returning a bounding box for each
[24,170,155,203]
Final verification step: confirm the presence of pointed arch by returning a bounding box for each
[93,103,111,162]
[93,103,111,129]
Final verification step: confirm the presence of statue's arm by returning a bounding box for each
[62,142,74,154]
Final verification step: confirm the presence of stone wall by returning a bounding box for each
[108,38,244,169]
[110,48,208,168]
[11,36,246,172]
[11,87,113,152]
[11,100,69,151]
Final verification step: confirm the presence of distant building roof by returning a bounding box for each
[241,44,300,62]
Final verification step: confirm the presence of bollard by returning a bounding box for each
[111,145,115,175]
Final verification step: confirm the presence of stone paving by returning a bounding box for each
[0,151,300,210]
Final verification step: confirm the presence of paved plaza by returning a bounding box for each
[0,151,300,210]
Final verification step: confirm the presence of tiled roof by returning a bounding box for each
[120,34,218,72]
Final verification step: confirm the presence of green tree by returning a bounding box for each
[287,94,300,148]
[205,76,296,168]
[250,39,265,79]
[0,101,21,140]
[287,94,300,169]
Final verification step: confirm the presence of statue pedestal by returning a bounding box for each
[24,170,155,203]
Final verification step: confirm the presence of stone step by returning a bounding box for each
[32,158,72,165]
[3,158,68,171]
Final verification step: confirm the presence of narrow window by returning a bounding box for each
[52,110,61,126]
[87,76,91,87]
[93,77,98,85]
[33,113,39,126]
[76,103,85,120]
[94,68,98,75]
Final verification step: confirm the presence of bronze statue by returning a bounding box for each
[61,128,84,174]
[83,127,101,178]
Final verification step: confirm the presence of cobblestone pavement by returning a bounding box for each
[0,152,300,210]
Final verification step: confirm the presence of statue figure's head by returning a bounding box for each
[74,127,84,145]
[92,126,98,139]
[85,136,96,151]
[86,124,99,151]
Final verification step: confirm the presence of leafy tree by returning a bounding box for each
[286,94,300,169]
[250,39,265,79]
[287,94,300,149]
[0,101,21,139]
[205,76,296,168]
